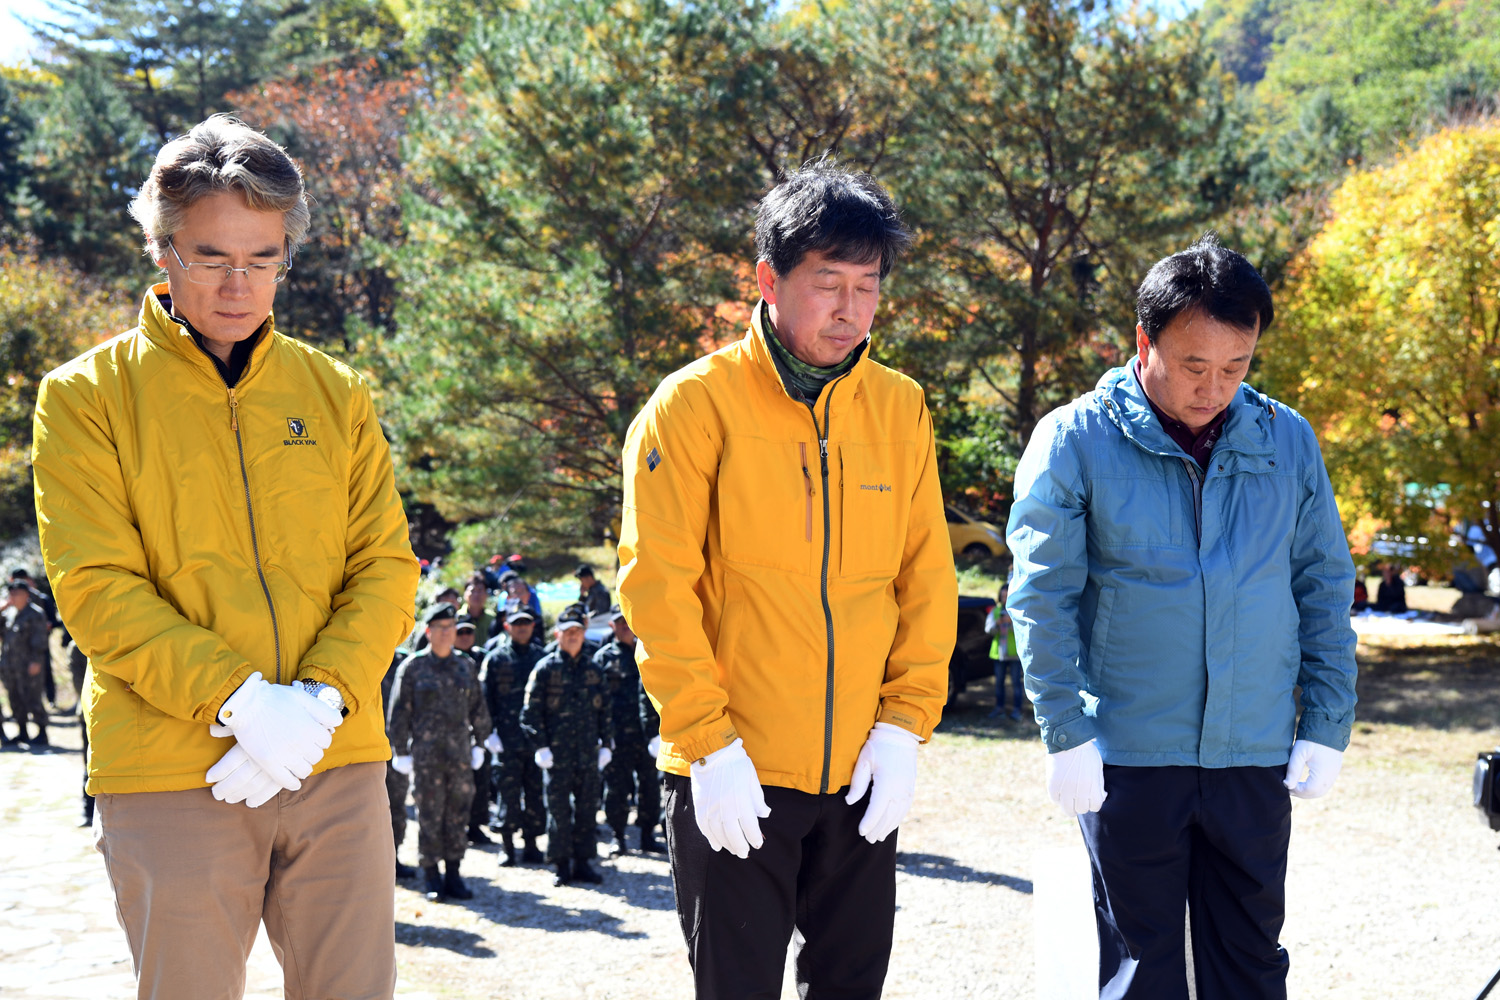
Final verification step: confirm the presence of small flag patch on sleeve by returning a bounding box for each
[647,447,662,471]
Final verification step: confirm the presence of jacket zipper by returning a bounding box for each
[1181,458,1204,544]
[804,381,843,795]
[799,442,813,543]
[227,387,284,683]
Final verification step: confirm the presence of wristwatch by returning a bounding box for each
[298,680,348,717]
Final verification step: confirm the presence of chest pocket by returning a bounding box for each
[839,441,913,579]
[1085,459,1187,551]
[716,435,815,575]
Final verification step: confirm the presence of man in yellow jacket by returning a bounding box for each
[618,162,957,999]
[31,115,418,1000]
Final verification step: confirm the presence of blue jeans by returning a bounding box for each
[993,658,1023,711]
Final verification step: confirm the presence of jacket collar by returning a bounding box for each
[138,282,277,386]
[1096,364,1275,459]
[746,299,870,413]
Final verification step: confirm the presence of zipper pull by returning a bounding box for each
[228,388,239,432]
[802,463,814,495]
[819,438,828,459]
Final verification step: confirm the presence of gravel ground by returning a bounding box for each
[4,633,1500,999]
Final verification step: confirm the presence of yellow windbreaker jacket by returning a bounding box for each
[618,304,957,795]
[32,285,419,794]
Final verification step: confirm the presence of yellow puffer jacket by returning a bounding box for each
[33,285,419,794]
[618,304,957,795]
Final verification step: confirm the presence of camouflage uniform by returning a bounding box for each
[458,644,495,832]
[380,649,412,854]
[520,647,612,864]
[481,634,548,840]
[1,601,50,742]
[387,649,491,868]
[596,638,660,839]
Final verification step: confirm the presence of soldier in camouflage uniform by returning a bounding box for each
[2,580,51,748]
[381,646,416,879]
[521,604,612,886]
[480,607,548,865]
[596,606,663,856]
[456,617,500,843]
[387,603,493,902]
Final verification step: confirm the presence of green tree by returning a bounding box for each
[372,0,775,540]
[1264,123,1500,563]
[0,244,136,535]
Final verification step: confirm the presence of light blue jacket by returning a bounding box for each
[1006,365,1357,767]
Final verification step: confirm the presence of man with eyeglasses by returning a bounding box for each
[31,115,418,999]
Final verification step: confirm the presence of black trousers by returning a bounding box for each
[1078,765,1293,1000]
[663,773,897,1000]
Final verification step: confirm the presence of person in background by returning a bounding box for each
[521,603,612,886]
[597,605,662,855]
[576,564,612,619]
[481,607,549,866]
[1,580,50,748]
[1372,562,1408,613]
[388,603,495,902]
[985,583,1024,721]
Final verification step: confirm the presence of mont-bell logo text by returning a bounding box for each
[859,482,891,493]
[284,418,316,447]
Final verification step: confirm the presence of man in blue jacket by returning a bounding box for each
[1007,235,1357,1000]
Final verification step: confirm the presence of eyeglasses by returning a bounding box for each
[167,240,291,286]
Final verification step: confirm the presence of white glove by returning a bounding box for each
[484,730,503,754]
[598,745,613,771]
[471,745,485,770]
[845,722,921,843]
[534,747,554,770]
[391,754,414,775]
[214,672,342,790]
[690,738,771,858]
[648,735,662,758]
[204,731,283,808]
[1284,739,1342,799]
[1047,738,1106,816]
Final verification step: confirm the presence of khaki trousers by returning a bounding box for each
[95,761,396,1000]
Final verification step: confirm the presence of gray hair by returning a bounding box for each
[129,115,311,260]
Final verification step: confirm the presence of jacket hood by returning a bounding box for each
[1094,363,1276,460]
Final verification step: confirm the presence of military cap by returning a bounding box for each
[423,602,458,624]
[555,603,588,630]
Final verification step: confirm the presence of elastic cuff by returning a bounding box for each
[670,724,739,765]
[202,666,257,726]
[875,704,931,742]
[1295,713,1351,751]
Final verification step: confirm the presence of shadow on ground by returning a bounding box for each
[1354,636,1500,731]
[897,851,1033,893]
[395,921,497,956]
[935,687,1040,741]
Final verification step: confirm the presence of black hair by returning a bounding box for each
[1136,233,1273,343]
[755,159,911,280]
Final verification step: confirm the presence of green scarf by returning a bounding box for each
[760,303,863,403]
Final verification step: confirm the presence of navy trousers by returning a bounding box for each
[663,773,897,1000]
[1078,765,1292,1000]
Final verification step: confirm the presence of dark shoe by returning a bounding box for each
[497,832,517,867]
[443,862,473,900]
[522,838,545,864]
[607,826,628,858]
[423,866,444,901]
[467,824,491,845]
[640,830,665,854]
[30,730,48,750]
[396,861,417,879]
[573,860,603,884]
[552,860,573,887]
[0,735,18,749]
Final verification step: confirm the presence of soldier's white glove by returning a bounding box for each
[1284,739,1343,799]
[648,735,662,758]
[391,754,414,775]
[204,735,283,808]
[471,745,485,770]
[212,672,342,791]
[845,722,921,843]
[534,747,554,770]
[484,730,503,754]
[598,745,613,771]
[690,738,770,858]
[1047,738,1106,816]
